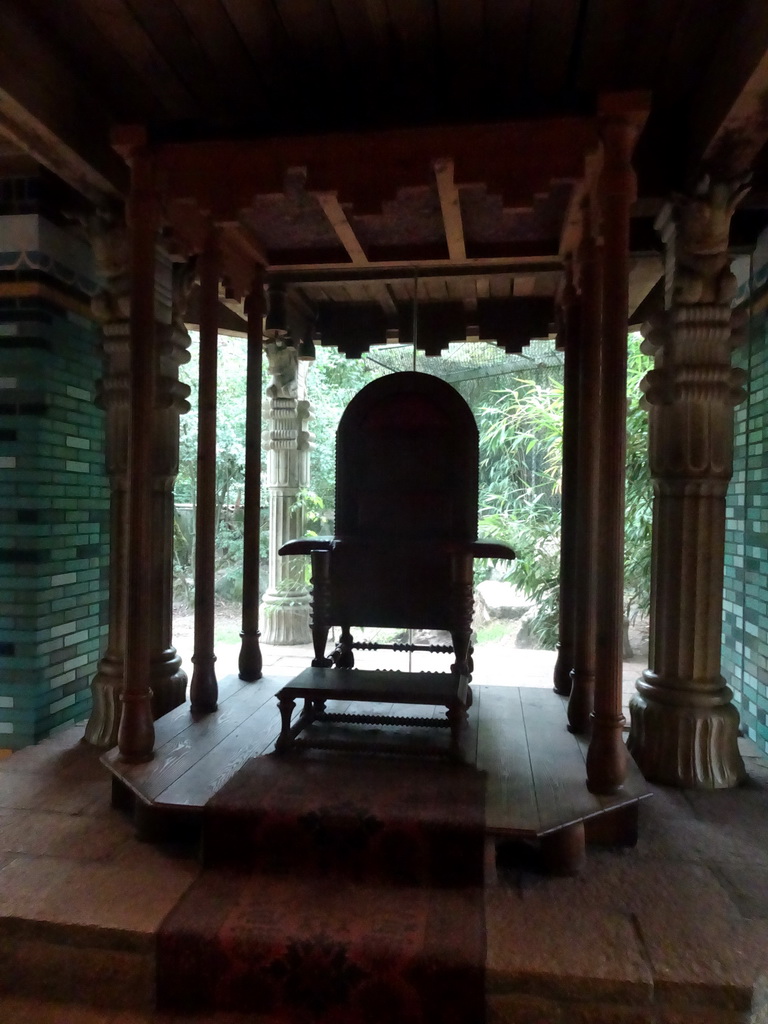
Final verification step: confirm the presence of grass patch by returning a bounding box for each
[476,620,517,644]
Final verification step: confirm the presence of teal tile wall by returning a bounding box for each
[0,193,108,748]
[723,300,768,752]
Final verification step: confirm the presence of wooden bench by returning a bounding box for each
[274,667,469,756]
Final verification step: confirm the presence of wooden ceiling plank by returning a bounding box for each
[69,0,198,119]
[482,0,532,113]
[122,0,235,118]
[271,0,350,105]
[11,0,160,121]
[575,0,642,95]
[433,158,466,262]
[331,0,394,92]
[526,0,583,98]
[514,275,537,297]
[435,0,485,115]
[489,275,511,299]
[614,0,685,90]
[218,0,306,110]
[170,0,271,112]
[315,192,369,266]
[382,0,441,121]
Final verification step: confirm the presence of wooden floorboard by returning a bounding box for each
[477,686,539,835]
[157,696,283,806]
[103,680,653,839]
[520,687,595,834]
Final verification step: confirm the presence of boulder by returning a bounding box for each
[475,580,533,624]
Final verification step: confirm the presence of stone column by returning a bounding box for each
[260,341,312,645]
[628,176,750,788]
[84,205,189,747]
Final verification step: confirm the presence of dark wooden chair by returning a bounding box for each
[277,371,515,753]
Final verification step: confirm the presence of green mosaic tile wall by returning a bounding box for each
[0,193,108,749]
[723,302,768,752]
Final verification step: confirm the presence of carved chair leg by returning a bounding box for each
[333,626,355,668]
[447,701,468,758]
[311,623,333,668]
[275,695,296,753]
[450,629,472,678]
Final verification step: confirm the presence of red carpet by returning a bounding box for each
[157,753,487,1022]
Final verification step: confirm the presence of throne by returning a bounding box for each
[276,371,515,754]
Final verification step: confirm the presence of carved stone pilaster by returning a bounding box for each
[260,374,312,645]
[84,214,190,746]
[628,179,750,788]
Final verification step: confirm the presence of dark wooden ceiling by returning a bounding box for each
[1,0,768,339]
[4,0,767,192]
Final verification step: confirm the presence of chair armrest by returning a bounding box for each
[278,536,334,555]
[471,539,516,560]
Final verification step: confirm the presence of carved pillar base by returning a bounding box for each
[84,654,124,747]
[628,673,745,788]
[553,645,573,696]
[150,647,187,718]
[261,590,312,645]
[85,647,187,747]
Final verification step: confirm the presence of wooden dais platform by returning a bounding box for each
[102,673,652,872]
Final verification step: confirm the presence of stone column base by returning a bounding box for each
[628,674,745,789]
[84,647,187,748]
[261,592,312,645]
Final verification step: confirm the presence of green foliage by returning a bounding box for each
[174,332,653,653]
[476,334,653,648]
[175,333,264,604]
[174,338,383,604]
[303,346,385,527]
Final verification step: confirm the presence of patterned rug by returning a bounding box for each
[157,753,487,1022]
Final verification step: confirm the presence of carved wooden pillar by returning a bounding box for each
[150,276,192,716]
[85,311,130,747]
[189,231,220,713]
[117,144,157,762]
[585,112,638,794]
[238,281,265,681]
[553,264,580,696]
[84,214,190,747]
[568,217,602,734]
[628,177,749,788]
[260,343,312,645]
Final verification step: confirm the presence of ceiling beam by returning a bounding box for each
[433,157,466,262]
[315,191,369,265]
[687,18,768,179]
[0,5,126,201]
[152,116,598,219]
[270,258,564,283]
